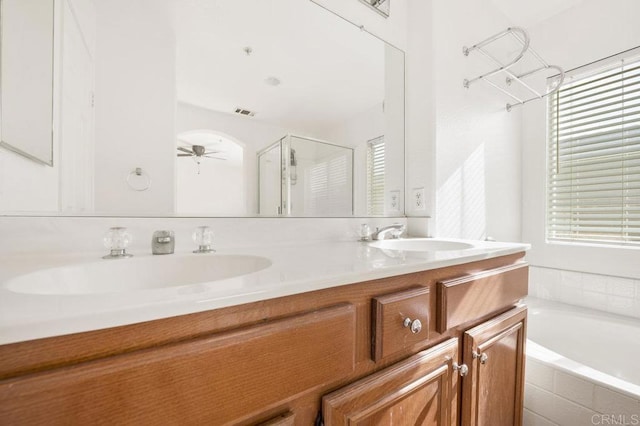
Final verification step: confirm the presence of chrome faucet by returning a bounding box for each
[371,223,406,240]
[152,230,175,255]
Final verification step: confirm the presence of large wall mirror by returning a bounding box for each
[0,0,405,217]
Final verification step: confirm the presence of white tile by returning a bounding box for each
[560,270,582,289]
[551,395,600,426]
[630,300,640,320]
[606,295,634,315]
[525,383,557,418]
[593,386,640,416]
[607,276,636,298]
[559,285,583,305]
[528,279,539,298]
[526,359,555,391]
[582,273,607,294]
[531,267,562,301]
[524,383,599,426]
[524,408,559,426]
[581,290,608,311]
[554,371,594,409]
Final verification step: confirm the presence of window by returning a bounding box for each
[547,50,640,246]
[367,136,385,215]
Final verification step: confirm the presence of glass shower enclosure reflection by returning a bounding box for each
[258,135,354,216]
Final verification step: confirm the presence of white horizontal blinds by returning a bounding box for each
[367,136,385,216]
[305,152,352,216]
[547,54,640,246]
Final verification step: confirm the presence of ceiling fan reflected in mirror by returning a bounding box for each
[177,144,226,174]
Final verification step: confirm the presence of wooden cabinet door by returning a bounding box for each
[323,338,459,426]
[461,305,527,426]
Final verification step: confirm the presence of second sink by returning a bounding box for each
[369,238,475,252]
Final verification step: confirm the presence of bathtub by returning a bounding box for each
[524,297,640,426]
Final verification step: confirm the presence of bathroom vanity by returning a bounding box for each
[0,243,528,425]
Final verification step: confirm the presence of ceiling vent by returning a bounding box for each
[234,107,256,117]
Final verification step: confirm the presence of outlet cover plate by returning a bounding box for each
[389,190,401,213]
[412,187,426,211]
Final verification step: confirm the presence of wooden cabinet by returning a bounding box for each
[0,304,356,425]
[323,338,459,425]
[461,305,527,426]
[0,252,528,426]
[322,262,528,426]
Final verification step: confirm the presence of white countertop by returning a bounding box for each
[0,238,529,345]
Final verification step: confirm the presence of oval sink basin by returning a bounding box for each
[369,238,475,252]
[5,254,272,295]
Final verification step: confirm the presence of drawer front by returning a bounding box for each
[372,287,430,361]
[0,304,356,425]
[437,262,528,333]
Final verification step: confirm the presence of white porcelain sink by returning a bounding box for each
[369,238,475,252]
[5,254,272,295]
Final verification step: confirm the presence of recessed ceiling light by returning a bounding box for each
[265,76,281,87]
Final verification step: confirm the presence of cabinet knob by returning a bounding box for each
[453,362,469,377]
[403,318,422,334]
[473,351,489,365]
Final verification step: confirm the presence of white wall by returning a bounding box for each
[93,0,176,215]
[176,140,245,216]
[311,0,408,51]
[405,0,434,221]
[430,0,522,242]
[521,0,640,279]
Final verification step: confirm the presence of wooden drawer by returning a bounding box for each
[372,287,430,361]
[437,262,528,333]
[0,304,356,425]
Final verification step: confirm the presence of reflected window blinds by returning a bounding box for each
[367,136,385,216]
[547,52,640,246]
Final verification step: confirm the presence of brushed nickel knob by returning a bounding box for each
[453,362,469,377]
[473,350,489,365]
[403,318,422,334]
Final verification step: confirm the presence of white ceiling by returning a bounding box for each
[174,0,387,135]
[489,0,587,28]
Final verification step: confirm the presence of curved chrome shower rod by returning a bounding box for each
[463,27,565,111]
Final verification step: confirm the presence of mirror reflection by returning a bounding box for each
[0,0,54,166]
[0,0,405,217]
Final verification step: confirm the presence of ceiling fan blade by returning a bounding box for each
[177,154,193,157]
[177,146,192,154]
[204,151,223,155]
[203,155,227,160]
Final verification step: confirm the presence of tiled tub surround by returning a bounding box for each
[528,266,640,319]
[524,267,640,426]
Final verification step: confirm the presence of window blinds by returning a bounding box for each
[547,54,640,246]
[305,153,352,216]
[367,136,385,216]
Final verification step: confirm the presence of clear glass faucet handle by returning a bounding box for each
[192,226,214,246]
[103,227,132,250]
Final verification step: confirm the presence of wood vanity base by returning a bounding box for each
[0,252,527,425]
